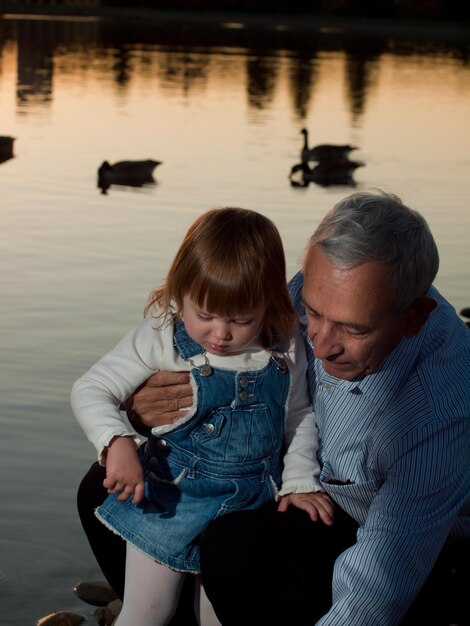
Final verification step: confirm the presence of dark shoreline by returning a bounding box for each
[1,3,469,44]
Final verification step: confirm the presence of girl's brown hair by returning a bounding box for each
[145,207,296,348]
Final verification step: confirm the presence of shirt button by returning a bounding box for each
[322,383,329,391]
[204,423,215,434]
[239,377,249,388]
[239,390,249,401]
[157,439,167,449]
[149,456,159,468]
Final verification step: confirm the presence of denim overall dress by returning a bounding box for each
[96,319,290,573]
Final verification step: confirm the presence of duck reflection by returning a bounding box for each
[0,136,15,164]
[97,159,162,194]
[289,159,364,188]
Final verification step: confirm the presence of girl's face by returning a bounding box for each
[182,295,266,356]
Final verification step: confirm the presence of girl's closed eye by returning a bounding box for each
[196,312,213,322]
[233,318,253,326]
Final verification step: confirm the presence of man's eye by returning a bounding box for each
[346,326,368,337]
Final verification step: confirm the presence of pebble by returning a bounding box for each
[103,598,123,625]
[74,580,119,606]
[37,612,86,626]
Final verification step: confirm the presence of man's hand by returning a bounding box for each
[125,370,193,428]
[278,491,335,526]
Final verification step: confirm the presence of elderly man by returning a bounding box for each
[77,191,469,625]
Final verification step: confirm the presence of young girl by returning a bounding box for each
[71,207,333,625]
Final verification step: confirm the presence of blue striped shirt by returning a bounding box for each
[288,271,470,626]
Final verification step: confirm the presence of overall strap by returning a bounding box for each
[173,318,205,359]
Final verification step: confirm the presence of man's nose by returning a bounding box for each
[308,320,341,359]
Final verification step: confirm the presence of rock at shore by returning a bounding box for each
[74,580,119,606]
[38,581,121,626]
[37,611,85,625]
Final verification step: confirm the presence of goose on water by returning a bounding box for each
[0,135,15,163]
[300,128,357,164]
[97,159,162,193]
[460,307,470,328]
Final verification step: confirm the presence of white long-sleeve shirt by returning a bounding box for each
[71,311,323,495]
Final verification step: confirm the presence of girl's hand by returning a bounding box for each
[278,491,335,526]
[103,436,145,505]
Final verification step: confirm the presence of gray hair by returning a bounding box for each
[305,190,439,312]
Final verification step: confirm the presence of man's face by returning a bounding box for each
[302,246,412,380]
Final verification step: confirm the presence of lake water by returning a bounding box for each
[0,10,469,625]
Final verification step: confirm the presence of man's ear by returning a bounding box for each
[404,296,437,337]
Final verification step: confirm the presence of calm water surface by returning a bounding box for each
[0,12,469,624]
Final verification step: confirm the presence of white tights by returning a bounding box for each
[114,543,221,626]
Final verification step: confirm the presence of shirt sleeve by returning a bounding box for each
[280,330,323,495]
[316,418,470,626]
[71,316,168,463]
